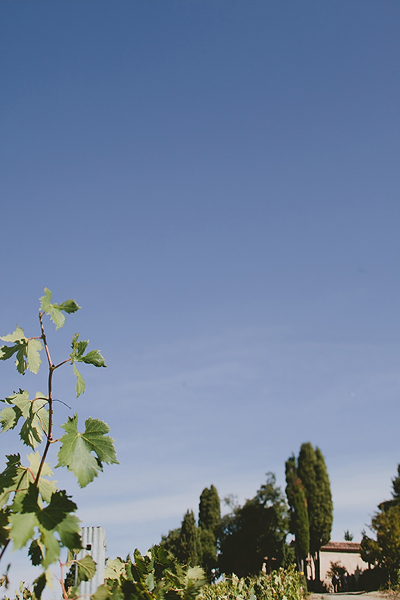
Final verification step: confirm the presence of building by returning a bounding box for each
[76,526,107,596]
[319,541,369,590]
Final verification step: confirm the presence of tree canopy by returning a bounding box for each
[361,464,400,588]
[285,443,332,584]
[198,485,220,580]
[218,473,289,578]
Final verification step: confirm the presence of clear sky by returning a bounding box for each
[1,0,399,594]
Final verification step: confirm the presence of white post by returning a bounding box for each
[77,526,107,596]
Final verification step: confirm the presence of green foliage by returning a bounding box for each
[218,473,289,578]
[286,443,332,583]
[0,289,116,599]
[200,566,304,600]
[199,486,220,534]
[344,530,354,541]
[40,288,80,330]
[292,483,309,563]
[0,327,43,375]
[198,485,220,580]
[361,465,400,589]
[326,560,347,579]
[161,528,182,560]
[0,390,49,449]
[179,510,202,568]
[56,414,118,487]
[96,546,206,600]
[312,448,333,552]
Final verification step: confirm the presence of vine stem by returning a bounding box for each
[35,313,54,484]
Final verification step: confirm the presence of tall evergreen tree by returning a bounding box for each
[312,447,333,582]
[285,455,309,572]
[199,485,220,532]
[292,480,310,571]
[198,485,221,580]
[178,510,202,567]
[287,443,332,586]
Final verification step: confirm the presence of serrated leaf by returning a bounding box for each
[105,558,126,581]
[80,350,106,367]
[92,584,110,600]
[40,288,81,330]
[38,526,60,568]
[0,328,27,373]
[57,299,80,314]
[0,343,19,361]
[0,452,56,510]
[73,363,86,397]
[0,328,42,374]
[0,391,49,449]
[28,539,43,566]
[8,512,39,549]
[0,326,26,343]
[0,405,19,432]
[40,288,64,329]
[26,339,43,374]
[33,572,46,600]
[56,414,118,487]
[27,451,57,503]
[76,554,97,583]
[0,508,10,546]
[54,513,81,550]
[38,490,77,530]
[21,482,40,513]
[20,484,79,557]
[70,334,106,368]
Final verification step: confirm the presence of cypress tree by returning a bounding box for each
[297,442,317,525]
[292,479,310,572]
[285,455,310,572]
[312,447,333,582]
[198,485,221,579]
[285,454,297,533]
[199,485,221,533]
[288,443,333,586]
[178,510,201,567]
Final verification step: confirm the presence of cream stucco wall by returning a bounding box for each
[320,550,369,588]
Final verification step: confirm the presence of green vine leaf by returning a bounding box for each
[0,390,49,449]
[0,328,43,374]
[0,452,56,510]
[0,508,10,546]
[105,557,126,581]
[70,333,106,367]
[8,511,38,550]
[54,513,81,550]
[70,334,106,397]
[37,526,60,568]
[40,288,80,330]
[10,484,80,567]
[32,568,53,600]
[56,414,118,487]
[28,539,43,566]
[76,554,97,583]
[33,572,47,600]
[73,363,86,397]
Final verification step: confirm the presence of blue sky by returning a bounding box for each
[1,0,399,594]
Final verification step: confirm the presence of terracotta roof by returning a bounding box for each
[321,541,361,553]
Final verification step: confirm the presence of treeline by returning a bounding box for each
[159,442,333,584]
[360,464,400,589]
